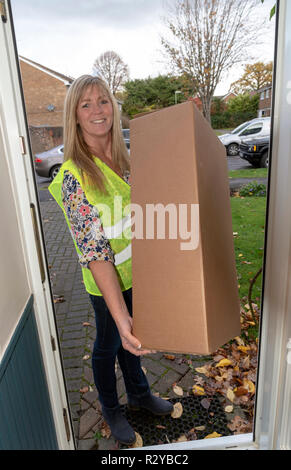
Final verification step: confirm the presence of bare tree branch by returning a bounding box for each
[92,51,130,96]
[161,0,265,122]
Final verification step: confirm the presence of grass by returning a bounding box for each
[229,168,268,179]
[231,196,267,307]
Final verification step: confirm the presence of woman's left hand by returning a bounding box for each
[117,316,153,356]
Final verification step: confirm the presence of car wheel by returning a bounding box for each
[227,143,239,156]
[260,151,269,168]
[49,165,61,180]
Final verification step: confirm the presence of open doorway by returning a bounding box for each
[10,0,276,450]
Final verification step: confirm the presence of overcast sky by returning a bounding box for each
[11,0,276,95]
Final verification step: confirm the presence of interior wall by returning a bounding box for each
[0,115,30,360]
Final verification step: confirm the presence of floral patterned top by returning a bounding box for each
[62,169,130,269]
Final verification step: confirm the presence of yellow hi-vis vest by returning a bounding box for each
[48,157,132,296]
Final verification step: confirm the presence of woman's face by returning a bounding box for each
[76,85,114,144]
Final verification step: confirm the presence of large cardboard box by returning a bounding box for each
[130,101,241,355]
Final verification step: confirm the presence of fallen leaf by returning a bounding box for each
[142,366,147,375]
[100,421,111,439]
[237,346,251,354]
[173,385,184,397]
[243,379,256,395]
[204,432,222,439]
[156,425,166,430]
[235,336,245,346]
[226,388,235,403]
[129,432,143,448]
[192,385,205,396]
[195,366,211,376]
[82,322,92,327]
[176,435,188,442]
[225,405,234,413]
[82,354,90,361]
[53,295,65,303]
[171,402,183,419]
[201,398,211,410]
[235,386,248,397]
[215,358,232,368]
[194,425,206,432]
[80,386,89,394]
[163,354,175,361]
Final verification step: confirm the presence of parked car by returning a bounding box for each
[34,129,130,180]
[218,117,271,156]
[122,128,130,149]
[34,144,64,180]
[239,135,270,168]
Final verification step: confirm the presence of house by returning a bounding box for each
[190,92,237,114]
[214,91,237,104]
[19,56,74,127]
[257,84,272,118]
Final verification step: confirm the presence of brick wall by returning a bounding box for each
[259,87,272,117]
[19,60,68,127]
[29,126,63,155]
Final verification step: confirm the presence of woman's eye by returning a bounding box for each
[82,103,89,108]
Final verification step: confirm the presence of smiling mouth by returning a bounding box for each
[92,119,106,124]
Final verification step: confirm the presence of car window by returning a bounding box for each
[231,121,251,134]
[60,146,64,153]
[240,122,263,136]
[122,129,130,139]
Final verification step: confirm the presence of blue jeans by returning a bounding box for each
[89,288,150,409]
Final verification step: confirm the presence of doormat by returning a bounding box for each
[120,395,233,448]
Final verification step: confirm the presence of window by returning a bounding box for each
[261,91,265,100]
[240,122,263,136]
[266,89,270,99]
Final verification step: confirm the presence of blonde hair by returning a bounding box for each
[63,75,130,192]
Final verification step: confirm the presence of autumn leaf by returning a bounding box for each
[195,366,211,376]
[204,432,222,439]
[129,432,143,448]
[53,295,65,303]
[163,354,176,361]
[171,402,183,418]
[225,405,234,413]
[201,398,211,410]
[192,385,205,396]
[226,388,235,403]
[215,358,233,368]
[173,385,184,397]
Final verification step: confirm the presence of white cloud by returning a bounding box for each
[11,0,276,93]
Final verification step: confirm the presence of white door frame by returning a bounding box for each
[1,0,74,449]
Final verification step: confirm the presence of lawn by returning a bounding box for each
[229,168,268,179]
[231,196,267,307]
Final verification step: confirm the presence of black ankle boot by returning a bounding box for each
[102,405,136,446]
[128,394,174,416]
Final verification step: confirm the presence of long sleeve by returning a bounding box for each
[62,170,115,268]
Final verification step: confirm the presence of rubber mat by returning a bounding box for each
[120,395,233,447]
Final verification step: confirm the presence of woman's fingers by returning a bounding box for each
[120,332,152,356]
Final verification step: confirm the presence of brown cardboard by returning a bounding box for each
[130,101,241,355]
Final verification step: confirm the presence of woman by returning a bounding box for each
[49,75,173,446]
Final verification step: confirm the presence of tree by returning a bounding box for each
[161,0,263,123]
[92,51,129,96]
[122,74,194,118]
[230,62,273,94]
[227,93,260,117]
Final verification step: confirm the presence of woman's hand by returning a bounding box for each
[89,260,153,356]
[116,315,152,357]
